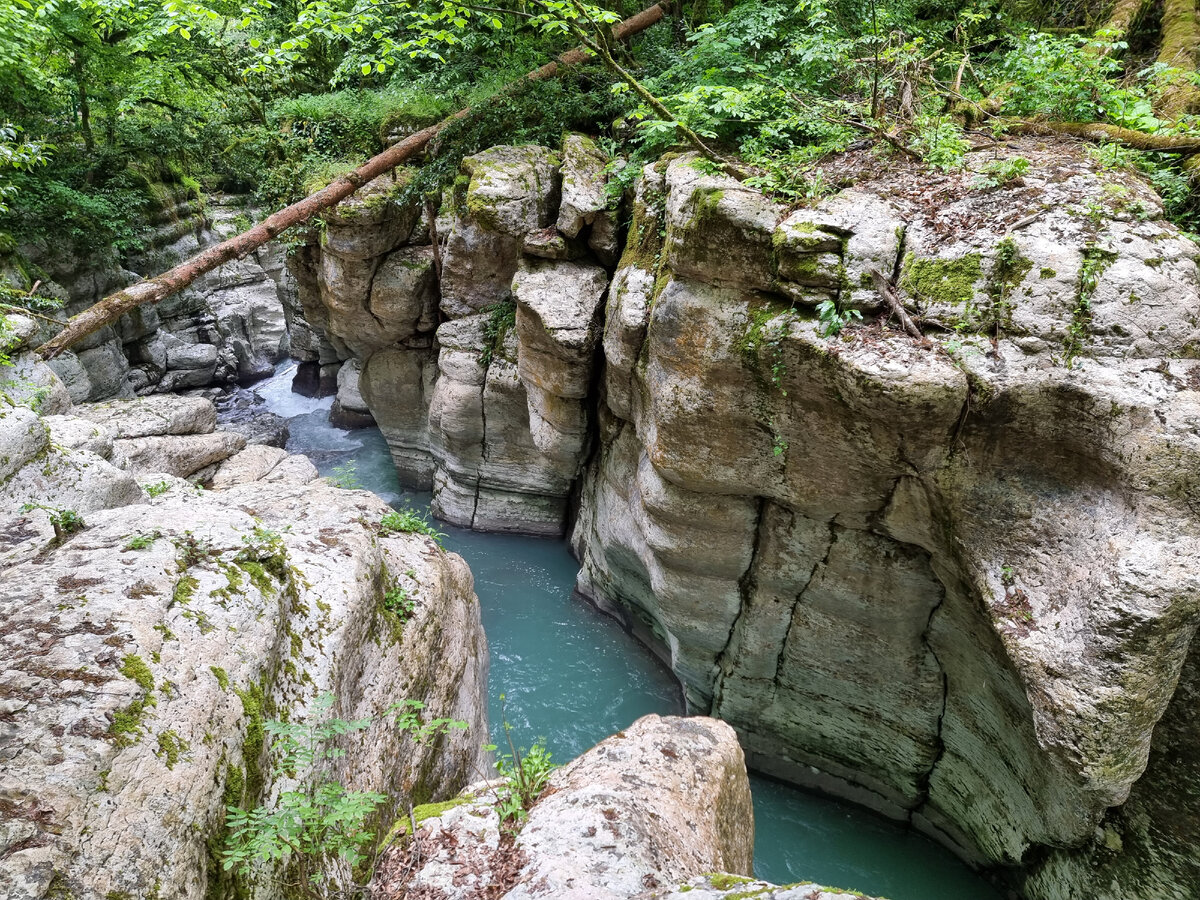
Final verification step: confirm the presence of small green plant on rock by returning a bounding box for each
[486,694,556,826]
[326,461,360,489]
[380,505,445,547]
[124,530,162,551]
[20,503,85,540]
[816,299,862,337]
[479,298,516,368]
[382,579,415,620]
[973,156,1030,189]
[145,480,171,498]
[222,692,466,895]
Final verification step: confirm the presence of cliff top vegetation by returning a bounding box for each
[0,0,1197,269]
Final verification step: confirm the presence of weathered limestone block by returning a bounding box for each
[427,315,574,534]
[207,444,288,488]
[440,146,561,317]
[574,149,1200,900]
[321,171,420,261]
[374,715,753,900]
[369,245,438,340]
[602,264,654,421]
[331,356,376,429]
[361,346,438,487]
[556,133,609,239]
[0,443,144,514]
[0,405,48,482]
[71,394,217,438]
[42,414,114,459]
[0,464,488,900]
[110,431,246,479]
[513,258,608,467]
[663,157,786,292]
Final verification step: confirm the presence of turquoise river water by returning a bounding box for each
[252,364,1004,900]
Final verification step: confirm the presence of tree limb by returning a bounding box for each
[1005,119,1200,152]
[870,268,923,339]
[36,2,671,360]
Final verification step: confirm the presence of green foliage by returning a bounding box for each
[124,529,162,551]
[120,654,155,692]
[479,298,516,368]
[973,156,1030,189]
[388,698,468,745]
[20,503,85,538]
[913,116,969,172]
[145,480,171,498]
[997,33,1163,129]
[221,692,466,892]
[326,461,360,489]
[380,505,445,547]
[486,693,557,825]
[382,579,415,621]
[815,298,862,337]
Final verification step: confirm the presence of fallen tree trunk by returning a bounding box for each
[36,1,670,360]
[1007,119,1200,152]
[1096,0,1153,44]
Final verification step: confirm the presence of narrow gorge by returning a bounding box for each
[6,123,1200,899]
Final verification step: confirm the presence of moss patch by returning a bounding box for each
[119,654,154,692]
[901,254,982,306]
[210,666,230,692]
[381,793,476,847]
[155,729,190,769]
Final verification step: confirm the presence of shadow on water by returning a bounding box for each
[254,363,1004,900]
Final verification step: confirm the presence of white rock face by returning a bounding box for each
[10,191,291,400]
[374,715,756,900]
[0,403,489,900]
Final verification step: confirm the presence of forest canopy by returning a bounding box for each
[0,0,1197,267]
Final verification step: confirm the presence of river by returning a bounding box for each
[250,363,1003,899]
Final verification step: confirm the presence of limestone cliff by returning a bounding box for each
[2,186,289,401]
[287,137,1200,899]
[0,341,489,900]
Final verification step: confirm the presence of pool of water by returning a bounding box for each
[250,363,1004,900]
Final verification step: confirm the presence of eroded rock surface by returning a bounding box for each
[567,148,1200,899]
[374,715,757,900]
[0,391,489,900]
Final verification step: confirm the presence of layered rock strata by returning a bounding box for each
[0,342,490,899]
[289,139,618,533]
[2,187,288,401]
[567,149,1200,899]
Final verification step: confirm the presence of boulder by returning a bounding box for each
[71,395,218,438]
[374,715,754,900]
[0,418,488,900]
[110,431,246,479]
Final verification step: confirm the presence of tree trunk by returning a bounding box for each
[1007,119,1200,153]
[1156,0,1200,118]
[73,53,94,154]
[36,2,671,360]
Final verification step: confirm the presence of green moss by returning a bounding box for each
[381,794,476,847]
[901,254,982,306]
[119,654,154,692]
[108,697,153,747]
[704,873,755,889]
[985,237,1033,333]
[155,729,190,769]
[236,560,274,596]
[210,666,230,692]
[1065,246,1117,365]
[1040,267,1057,278]
[234,683,267,802]
[153,622,176,641]
[171,575,198,607]
[223,762,246,809]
